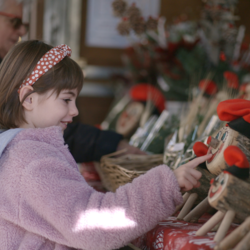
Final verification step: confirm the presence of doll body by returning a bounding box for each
[208,172,250,222]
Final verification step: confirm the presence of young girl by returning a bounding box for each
[0,40,211,250]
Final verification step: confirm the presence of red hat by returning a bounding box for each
[223,145,249,179]
[198,79,218,96]
[217,99,250,138]
[193,141,209,169]
[130,83,166,113]
[193,141,209,157]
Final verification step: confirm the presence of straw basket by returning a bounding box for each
[96,150,163,192]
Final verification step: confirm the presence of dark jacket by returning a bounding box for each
[64,122,123,162]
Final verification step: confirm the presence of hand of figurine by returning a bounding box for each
[116,140,147,155]
[173,154,212,192]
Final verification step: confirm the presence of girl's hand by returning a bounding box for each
[173,154,212,192]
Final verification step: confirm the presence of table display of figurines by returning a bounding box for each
[175,99,250,222]
[196,145,250,245]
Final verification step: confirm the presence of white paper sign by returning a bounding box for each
[85,0,161,48]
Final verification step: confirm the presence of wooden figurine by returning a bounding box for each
[206,99,250,175]
[196,145,250,244]
[116,101,144,138]
[116,84,166,138]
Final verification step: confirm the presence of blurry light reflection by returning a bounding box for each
[73,208,137,232]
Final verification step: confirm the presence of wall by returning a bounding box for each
[79,0,250,67]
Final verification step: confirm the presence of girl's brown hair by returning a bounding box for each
[0,40,84,129]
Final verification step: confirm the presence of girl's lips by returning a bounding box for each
[61,121,71,129]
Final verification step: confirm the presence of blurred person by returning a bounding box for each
[0,0,27,60]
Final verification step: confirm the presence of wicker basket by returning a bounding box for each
[96,150,163,192]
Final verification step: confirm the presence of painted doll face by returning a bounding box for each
[206,126,239,175]
[116,102,144,137]
[208,172,229,207]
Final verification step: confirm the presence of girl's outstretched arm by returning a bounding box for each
[17,159,182,250]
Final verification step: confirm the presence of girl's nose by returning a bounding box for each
[70,103,79,117]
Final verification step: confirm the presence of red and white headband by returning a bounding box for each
[18,44,72,92]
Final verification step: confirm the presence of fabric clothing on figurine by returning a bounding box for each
[0,126,182,250]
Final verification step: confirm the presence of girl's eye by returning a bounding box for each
[221,132,228,142]
[64,99,71,103]
[215,131,221,140]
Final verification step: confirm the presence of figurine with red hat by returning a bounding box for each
[116,83,166,138]
[192,99,250,175]
[206,99,250,175]
[196,145,250,243]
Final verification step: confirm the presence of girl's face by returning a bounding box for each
[21,88,79,131]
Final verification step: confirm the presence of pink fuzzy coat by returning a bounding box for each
[0,126,183,250]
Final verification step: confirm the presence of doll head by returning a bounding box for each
[116,83,165,137]
[206,99,250,175]
[0,40,84,129]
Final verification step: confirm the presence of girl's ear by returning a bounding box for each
[19,86,35,111]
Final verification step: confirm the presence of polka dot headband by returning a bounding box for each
[18,44,72,92]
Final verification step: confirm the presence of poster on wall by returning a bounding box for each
[85,0,161,48]
[43,0,82,58]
